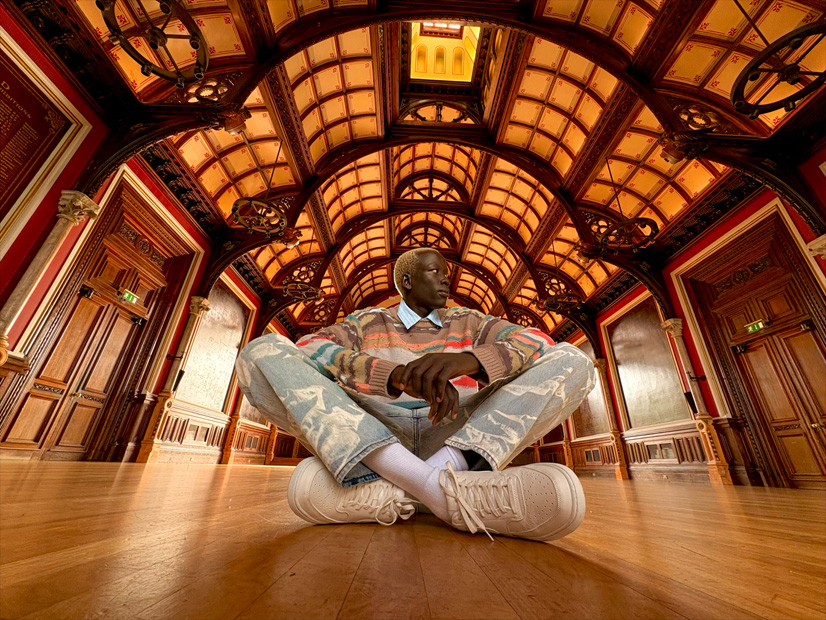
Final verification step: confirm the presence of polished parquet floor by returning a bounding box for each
[0,462,823,620]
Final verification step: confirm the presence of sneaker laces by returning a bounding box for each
[339,480,417,526]
[442,463,520,540]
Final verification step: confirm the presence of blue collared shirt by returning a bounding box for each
[397,298,443,330]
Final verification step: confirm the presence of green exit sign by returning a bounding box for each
[745,319,766,334]
[120,289,140,304]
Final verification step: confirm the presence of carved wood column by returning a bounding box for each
[135,295,210,462]
[561,421,574,469]
[594,358,629,479]
[220,402,241,465]
[661,318,733,485]
[264,424,278,465]
[0,191,100,366]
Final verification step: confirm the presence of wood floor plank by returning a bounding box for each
[413,517,520,620]
[233,524,375,620]
[337,521,431,620]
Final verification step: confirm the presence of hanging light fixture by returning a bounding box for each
[585,158,658,255]
[728,6,825,119]
[231,138,301,243]
[96,0,209,88]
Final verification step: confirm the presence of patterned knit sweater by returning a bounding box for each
[296,305,555,408]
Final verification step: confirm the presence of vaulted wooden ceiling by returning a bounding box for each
[20,0,826,340]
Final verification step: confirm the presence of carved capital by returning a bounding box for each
[593,358,607,372]
[57,190,100,225]
[189,296,210,316]
[807,235,825,259]
[660,317,684,337]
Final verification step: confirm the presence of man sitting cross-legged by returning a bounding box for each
[235,247,595,541]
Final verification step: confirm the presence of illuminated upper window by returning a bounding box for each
[409,22,479,83]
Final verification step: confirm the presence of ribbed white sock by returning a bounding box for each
[425,445,468,471]
[362,442,449,521]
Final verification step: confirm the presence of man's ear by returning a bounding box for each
[402,273,412,291]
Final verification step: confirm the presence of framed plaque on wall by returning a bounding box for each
[0,27,91,255]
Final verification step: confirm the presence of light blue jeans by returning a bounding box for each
[235,334,595,486]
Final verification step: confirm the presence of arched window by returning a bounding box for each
[415,45,427,73]
[452,48,464,75]
[434,46,446,74]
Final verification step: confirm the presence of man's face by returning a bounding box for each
[404,250,451,312]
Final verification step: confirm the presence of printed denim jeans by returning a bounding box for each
[235,333,596,486]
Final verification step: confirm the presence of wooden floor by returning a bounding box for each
[0,463,823,620]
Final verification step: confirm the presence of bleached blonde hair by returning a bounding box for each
[393,247,440,294]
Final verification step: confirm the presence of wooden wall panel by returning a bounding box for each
[571,340,609,438]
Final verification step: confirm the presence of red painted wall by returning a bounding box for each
[0,3,108,344]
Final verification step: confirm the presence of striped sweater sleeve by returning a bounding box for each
[295,311,400,398]
[467,311,556,383]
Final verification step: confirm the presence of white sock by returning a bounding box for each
[425,445,468,471]
[361,443,449,521]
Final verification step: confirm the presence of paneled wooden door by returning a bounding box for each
[734,324,826,488]
[0,292,138,458]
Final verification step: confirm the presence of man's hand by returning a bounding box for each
[388,353,481,425]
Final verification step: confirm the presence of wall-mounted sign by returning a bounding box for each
[119,289,140,304]
[745,319,767,334]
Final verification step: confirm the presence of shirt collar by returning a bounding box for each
[398,298,443,330]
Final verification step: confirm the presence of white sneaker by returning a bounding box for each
[287,457,416,525]
[440,462,585,541]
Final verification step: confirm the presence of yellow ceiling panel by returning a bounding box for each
[244,110,278,138]
[236,171,267,197]
[576,94,602,130]
[627,168,667,200]
[343,61,374,88]
[320,96,347,124]
[552,149,573,177]
[216,185,239,218]
[198,163,229,195]
[612,4,654,55]
[338,27,371,56]
[562,123,586,155]
[347,90,376,113]
[313,65,344,97]
[504,125,533,148]
[549,79,581,113]
[538,107,568,137]
[293,78,316,113]
[326,122,352,149]
[351,116,378,139]
[560,51,594,84]
[652,186,687,221]
[589,67,619,101]
[177,134,214,172]
[613,131,657,161]
[221,147,256,178]
[307,37,338,68]
[266,0,297,33]
[542,0,584,21]
[529,132,557,160]
[675,160,717,198]
[511,99,544,125]
[519,70,553,100]
[580,0,625,36]
[665,41,725,85]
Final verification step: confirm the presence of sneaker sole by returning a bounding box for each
[287,457,327,524]
[529,463,586,541]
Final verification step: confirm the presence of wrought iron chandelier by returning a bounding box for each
[96,0,209,88]
[230,139,301,245]
[587,158,659,255]
[729,6,826,119]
